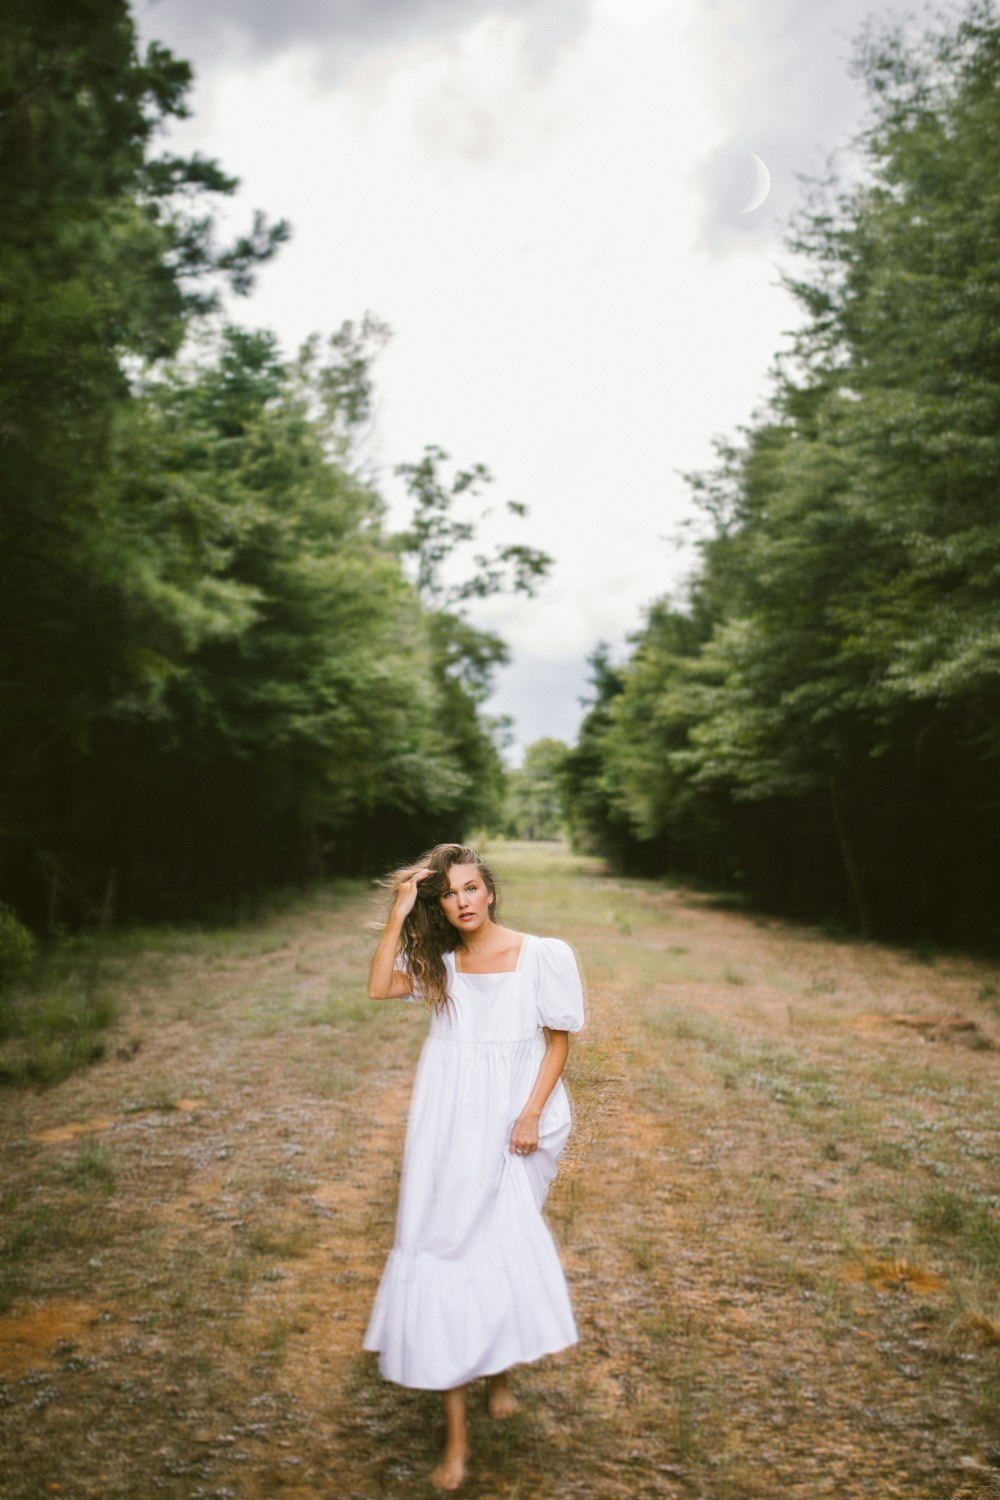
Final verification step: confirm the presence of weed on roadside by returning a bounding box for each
[0,981,117,1086]
[62,1140,116,1195]
[917,1186,1000,1273]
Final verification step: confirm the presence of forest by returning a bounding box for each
[0,0,547,938]
[3,0,1000,962]
[561,1,1000,947]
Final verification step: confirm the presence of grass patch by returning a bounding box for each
[305,990,382,1026]
[62,1140,117,1195]
[916,1186,1000,1273]
[0,1194,105,1309]
[6,881,373,1078]
[0,1200,55,1311]
[865,1140,914,1169]
[0,916,127,1086]
[245,1219,315,1260]
[0,984,118,1087]
[4,1201,59,1260]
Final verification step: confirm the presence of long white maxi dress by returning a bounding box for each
[363,933,585,1391]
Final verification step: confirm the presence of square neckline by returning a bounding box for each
[451,933,530,977]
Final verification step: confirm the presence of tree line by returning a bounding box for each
[560,1,1000,946]
[1,0,547,932]
[7,0,999,952]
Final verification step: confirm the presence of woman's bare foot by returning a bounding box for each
[430,1446,467,1491]
[487,1371,519,1420]
[432,1386,468,1489]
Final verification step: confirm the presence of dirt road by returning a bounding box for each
[2,845,998,1498]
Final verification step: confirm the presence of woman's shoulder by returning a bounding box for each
[521,933,575,960]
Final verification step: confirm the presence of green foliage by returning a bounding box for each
[0,977,118,1088]
[503,739,570,841]
[0,0,287,723]
[0,1,546,932]
[5,323,521,919]
[395,445,552,610]
[561,647,641,866]
[563,0,1000,940]
[916,1186,1000,1273]
[63,1140,117,1196]
[0,905,37,991]
[391,444,553,841]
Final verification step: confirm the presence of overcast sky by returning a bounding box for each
[136,0,914,759]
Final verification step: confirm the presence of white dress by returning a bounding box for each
[363,933,585,1391]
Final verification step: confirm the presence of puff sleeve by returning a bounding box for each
[534,937,586,1033]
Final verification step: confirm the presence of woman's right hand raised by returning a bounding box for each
[391,866,432,920]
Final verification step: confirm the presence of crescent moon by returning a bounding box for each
[739,153,771,214]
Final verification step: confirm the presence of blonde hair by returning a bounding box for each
[386,843,501,1011]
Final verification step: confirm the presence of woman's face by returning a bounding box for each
[439,862,494,936]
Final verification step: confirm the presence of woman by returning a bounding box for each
[364,843,584,1491]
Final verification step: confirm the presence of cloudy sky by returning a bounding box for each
[136,0,912,757]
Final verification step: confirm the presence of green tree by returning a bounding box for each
[394,444,554,839]
[561,647,656,870]
[29,327,483,915]
[567,0,1000,939]
[0,0,287,917]
[504,739,569,841]
[0,1,554,926]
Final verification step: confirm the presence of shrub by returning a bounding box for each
[0,904,37,992]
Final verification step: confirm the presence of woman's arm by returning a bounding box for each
[509,1028,570,1155]
[368,868,430,999]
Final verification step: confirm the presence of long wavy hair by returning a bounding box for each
[386,843,502,1011]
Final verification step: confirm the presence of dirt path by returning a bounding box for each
[1,846,999,1499]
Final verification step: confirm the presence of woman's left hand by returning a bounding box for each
[509,1112,539,1156]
